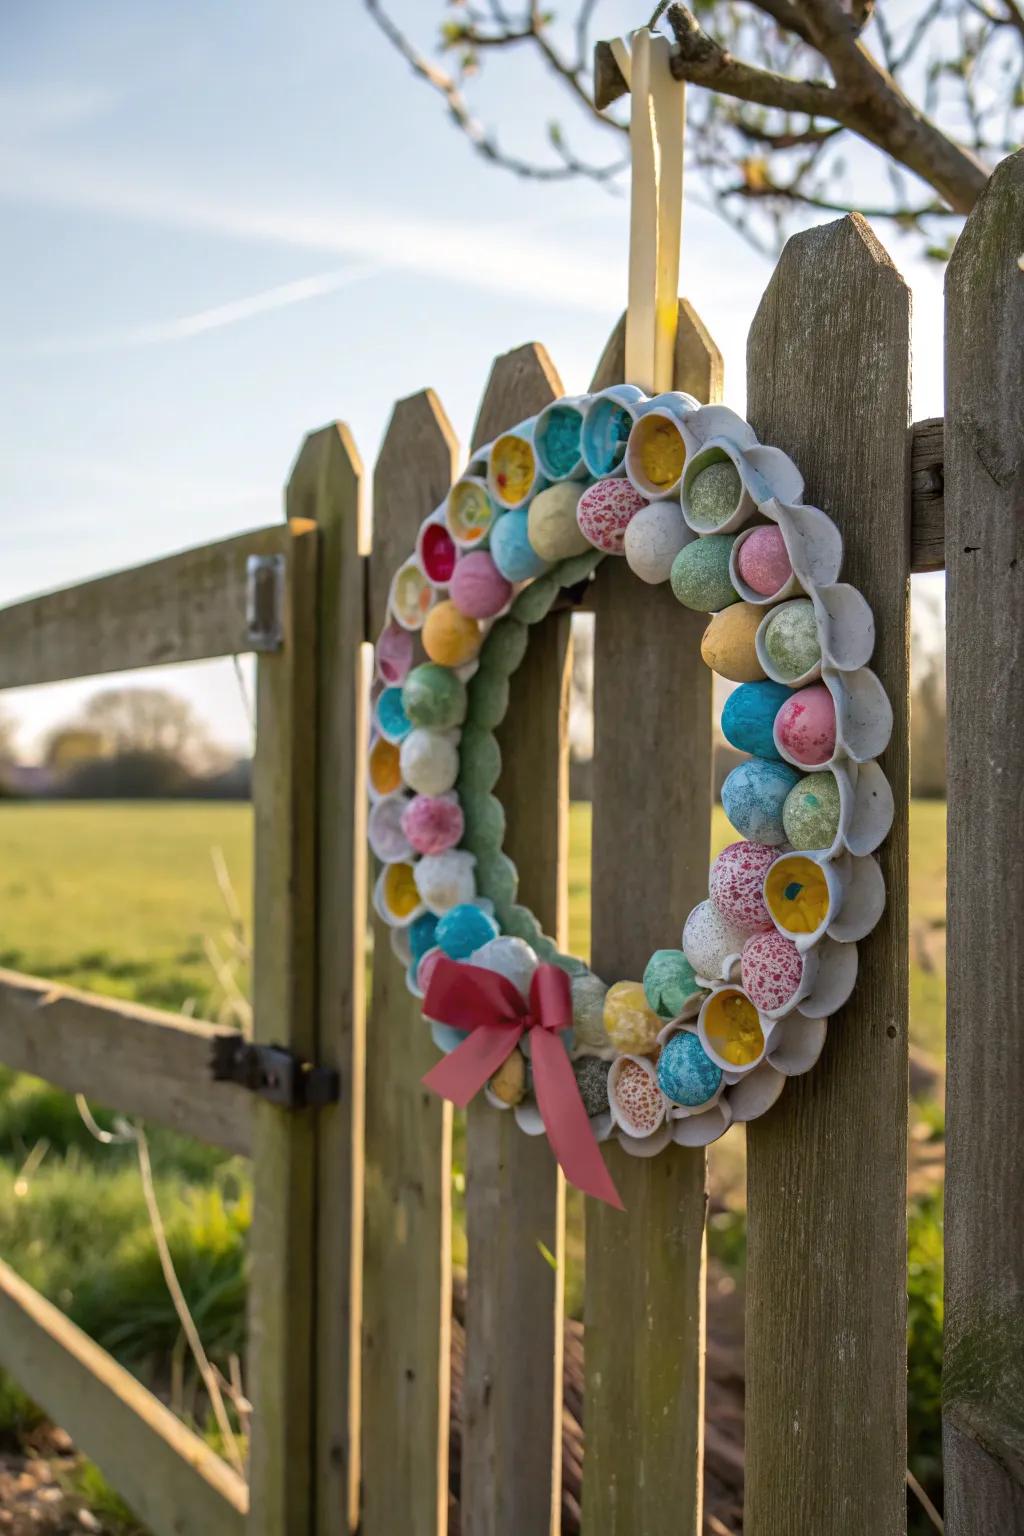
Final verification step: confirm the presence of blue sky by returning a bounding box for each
[1,0,945,757]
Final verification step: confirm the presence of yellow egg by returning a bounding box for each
[700,603,766,682]
[422,600,482,667]
[764,855,832,935]
[369,737,402,796]
[602,980,661,1055]
[382,861,421,921]
[702,989,764,1067]
[489,1050,527,1106]
[527,483,590,560]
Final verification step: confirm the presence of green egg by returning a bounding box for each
[458,727,502,794]
[670,534,740,613]
[466,666,511,730]
[401,663,467,730]
[688,459,742,527]
[762,599,821,681]
[782,770,842,850]
[643,948,702,1020]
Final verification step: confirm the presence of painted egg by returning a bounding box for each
[417,945,446,994]
[576,478,647,554]
[764,853,832,936]
[490,433,538,507]
[783,770,842,850]
[414,849,477,915]
[436,902,500,960]
[720,680,794,760]
[527,483,590,561]
[409,911,440,967]
[643,949,703,1020]
[375,685,412,743]
[700,988,765,1068]
[457,726,502,794]
[657,1032,722,1107]
[721,759,801,846]
[582,397,635,475]
[377,861,422,925]
[682,898,754,979]
[422,600,482,668]
[390,560,434,630]
[623,500,693,584]
[401,793,464,855]
[449,551,512,619]
[775,684,836,766]
[419,522,457,585]
[490,1049,528,1106]
[602,980,661,1055]
[571,971,611,1053]
[376,622,414,685]
[573,1055,612,1118]
[741,930,804,1014]
[610,1057,666,1137]
[368,736,402,798]
[400,728,459,795]
[469,935,538,1000]
[709,840,781,931]
[466,666,510,731]
[490,508,549,582]
[737,525,792,596]
[687,458,742,528]
[669,534,739,612]
[368,794,413,863]
[402,663,467,731]
[447,477,496,547]
[481,616,529,677]
[701,603,766,682]
[628,413,687,495]
[762,598,821,682]
[536,403,584,479]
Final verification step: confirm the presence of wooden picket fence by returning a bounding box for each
[0,154,1020,1536]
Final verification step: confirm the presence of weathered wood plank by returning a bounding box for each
[0,968,250,1155]
[362,391,457,1536]
[286,424,369,1536]
[0,1257,248,1536]
[0,524,289,690]
[462,343,568,1536]
[910,417,944,573]
[943,149,1024,1532]
[744,214,911,1536]
[582,304,719,1536]
[248,517,320,1536]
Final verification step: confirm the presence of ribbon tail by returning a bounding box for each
[531,1033,624,1211]
[422,1022,524,1109]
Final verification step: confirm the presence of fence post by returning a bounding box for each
[744,215,911,1536]
[944,149,1024,1532]
[461,343,569,1536]
[362,391,458,1536]
[249,516,320,1536]
[581,299,721,1536]
[286,425,369,1536]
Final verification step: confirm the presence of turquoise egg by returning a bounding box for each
[376,686,411,742]
[490,509,549,582]
[721,759,801,845]
[657,1031,722,1107]
[643,949,702,1020]
[436,903,500,960]
[721,680,794,760]
[409,911,440,966]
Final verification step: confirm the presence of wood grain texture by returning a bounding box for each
[0,524,289,689]
[362,390,457,1536]
[287,425,369,1536]
[744,215,911,1536]
[0,1258,248,1536]
[582,307,717,1536]
[462,343,568,1536]
[0,968,250,1155]
[910,417,944,573]
[943,150,1024,1532]
[590,299,724,401]
[248,518,320,1536]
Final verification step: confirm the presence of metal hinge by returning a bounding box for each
[246,553,285,651]
[210,1037,340,1110]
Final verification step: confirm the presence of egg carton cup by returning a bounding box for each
[390,924,413,967]
[655,1020,728,1117]
[374,621,415,687]
[763,849,886,953]
[728,524,804,607]
[367,733,401,805]
[446,473,498,550]
[487,419,546,510]
[607,1053,671,1142]
[771,665,892,771]
[765,1013,828,1076]
[416,504,458,588]
[769,498,844,590]
[803,760,894,860]
[368,790,414,864]
[696,985,774,1078]
[388,554,437,633]
[533,396,589,482]
[372,862,425,930]
[623,392,700,499]
[724,1061,786,1122]
[580,384,647,479]
[681,438,760,536]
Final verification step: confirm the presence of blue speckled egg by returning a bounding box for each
[657,1031,723,1107]
[436,902,500,960]
[721,680,794,760]
[490,508,550,583]
[721,758,801,846]
[409,911,440,966]
[376,685,411,742]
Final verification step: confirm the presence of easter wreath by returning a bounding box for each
[367,386,893,1207]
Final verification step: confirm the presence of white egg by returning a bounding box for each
[623,499,694,585]
[414,849,477,915]
[400,727,459,795]
[468,935,538,1000]
[681,899,750,981]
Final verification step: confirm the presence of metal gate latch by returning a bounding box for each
[211,1037,340,1110]
[246,553,285,651]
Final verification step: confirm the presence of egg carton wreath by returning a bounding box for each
[366,385,893,1193]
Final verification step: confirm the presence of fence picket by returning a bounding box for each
[461,343,568,1536]
[582,302,721,1536]
[944,150,1024,1533]
[363,391,458,1536]
[743,215,911,1536]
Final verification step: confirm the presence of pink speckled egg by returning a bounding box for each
[709,840,782,932]
[737,526,792,597]
[741,930,804,1014]
[449,550,513,619]
[775,683,837,766]
[401,793,465,855]
[576,478,647,554]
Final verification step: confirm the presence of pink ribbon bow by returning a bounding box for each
[422,957,623,1210]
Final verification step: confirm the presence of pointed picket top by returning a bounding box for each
[286,421,364,527]
[471,341,562,451]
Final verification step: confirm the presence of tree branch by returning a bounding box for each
[665,6,845,116]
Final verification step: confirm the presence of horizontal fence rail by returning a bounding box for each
[0,969,252,1155]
